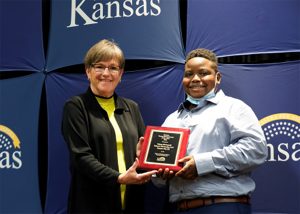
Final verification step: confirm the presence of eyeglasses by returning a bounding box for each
[91,63,120,73]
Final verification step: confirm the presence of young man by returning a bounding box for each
[156,48,268,214]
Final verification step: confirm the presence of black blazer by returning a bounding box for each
[62,87,146,213]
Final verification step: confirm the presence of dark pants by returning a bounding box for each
[169,202,252,214]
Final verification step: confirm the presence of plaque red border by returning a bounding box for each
[138,126,190,172]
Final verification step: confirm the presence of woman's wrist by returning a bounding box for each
[117,173,125,184]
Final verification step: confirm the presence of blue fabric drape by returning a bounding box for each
[0,73,44,213]
[187,0,300,57]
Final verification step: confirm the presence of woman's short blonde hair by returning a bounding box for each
[84,39,125,69]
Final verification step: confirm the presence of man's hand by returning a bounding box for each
[156,167,175,180]
[175,155,198,180]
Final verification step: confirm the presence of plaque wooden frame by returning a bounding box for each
[138,126,190,171]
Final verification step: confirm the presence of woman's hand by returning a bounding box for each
[136,137,144,158]
[118,158,157,185]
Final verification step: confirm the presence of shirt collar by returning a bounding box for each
[177,89,225,112]
[87,87,128,112]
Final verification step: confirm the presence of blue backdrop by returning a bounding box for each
[0,0,299,213]
[0,73,45,213]
[46,0,185,71]
[219,61,300,213]
[44,73,89,214]
[186,0,300,57]
[116,65,185,126]
[0,0,45,72]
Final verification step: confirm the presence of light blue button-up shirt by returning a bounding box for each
[161,90,268,202]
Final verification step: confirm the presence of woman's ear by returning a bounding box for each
[119,69,124,80]
[86,67,91,80]
[120,68,124,76]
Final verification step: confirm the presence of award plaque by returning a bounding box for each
[138,126,190,171]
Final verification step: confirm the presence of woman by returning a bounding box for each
[62,39,156,213]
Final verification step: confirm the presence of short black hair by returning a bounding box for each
[186,48,218,70]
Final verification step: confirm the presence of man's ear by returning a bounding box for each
[216,72,221,84]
